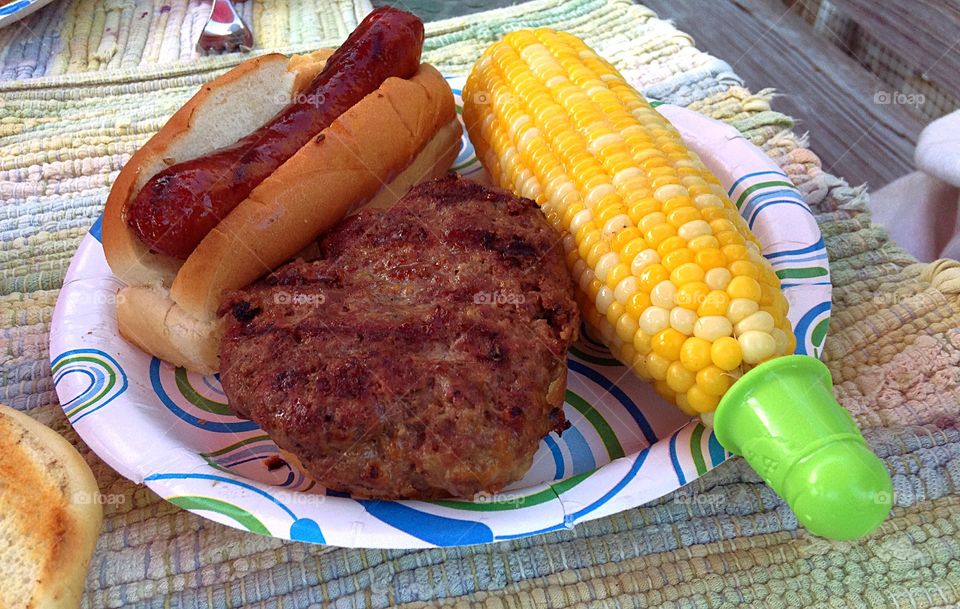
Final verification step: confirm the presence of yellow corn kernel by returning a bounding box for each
[633,330,652,356]
[695,292,727,318]
[666,361,696,393]
[676,281,710,311]
[638,264,670,292]
[729,259,760,279]
[727,276,762,301]
[688,234,720,251]
[680,337,712,371]
[625,291,652,319]
[696,366,733,396]
[710,336,743,371]
[694,247,726,270]
[687,386,720,413]
[670,262,705,285]
[652,328,686,360]
[661,247,694,271]
[646,352,671,380]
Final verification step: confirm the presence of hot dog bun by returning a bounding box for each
[103,54,461,373]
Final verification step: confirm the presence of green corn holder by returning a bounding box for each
[713,355,892,540]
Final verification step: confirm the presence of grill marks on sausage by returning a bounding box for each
[219,175,579,499]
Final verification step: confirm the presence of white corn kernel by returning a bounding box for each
[614,276,638,305]
[670,307,698,335]
[569,208,593,234]
[735,310,775,336]
[578,268,595,293]
[616,314,639,343]
[595,252,620,282]
[694,194,724,209]
[596,286,614,315]
[603,214,632,239]
[738,331,776,364]
[678,219,711,241]
[705,267,732,291]
[772,328,791,354]
[727,298,759,324]
[654,184,686,202]
[694,316,733,341]
[613,167,643,186]
[585,183,616,208]
[650,280,678,309]
[639,306,671,335]
[631,249,661,275]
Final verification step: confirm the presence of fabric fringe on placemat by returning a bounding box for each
[1,0,958,607]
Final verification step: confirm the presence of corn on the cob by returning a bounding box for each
[462,29,796,420]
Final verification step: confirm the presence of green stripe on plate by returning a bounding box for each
[689,424,707,476]
[551,469,593,494]
[812,318,830,348]
[202,434,272,458]
[167,496,270,535]
[59,356,117,416]
[734,180,796,209]
[566,389,625,460]
[175,368,233,415]
[429,485,558,511]
[775,267,828,280]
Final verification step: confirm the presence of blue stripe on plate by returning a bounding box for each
[566,446,650,523]
[543,434,565,480]
[708,432,726,467]
[358,500,494,546]
[145,472,298,519]
[563,424,596,474]
[748,199,815,229]
[567,359,658,445]
[741,188,806,219]
[764,238,826,259]
[793,301,832,355]
[780,281,832,289]
[769,252,830,265]
[668,430,686,485]
[150,358,260,433]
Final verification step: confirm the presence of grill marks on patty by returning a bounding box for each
[218,175,579,499]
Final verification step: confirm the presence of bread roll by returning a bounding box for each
[0,404,102,609]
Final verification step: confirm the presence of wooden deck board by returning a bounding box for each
[642,0,926,189]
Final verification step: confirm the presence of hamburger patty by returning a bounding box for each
[218,176,579,499]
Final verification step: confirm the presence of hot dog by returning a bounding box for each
[102,7,462,373]
[128,7,424,259]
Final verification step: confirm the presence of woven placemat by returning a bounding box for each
[2,0,959,607]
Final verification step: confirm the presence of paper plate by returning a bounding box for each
[49,77,831,549]
[0,0,58,28]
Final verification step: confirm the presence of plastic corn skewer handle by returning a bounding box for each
[713,355,892,539]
